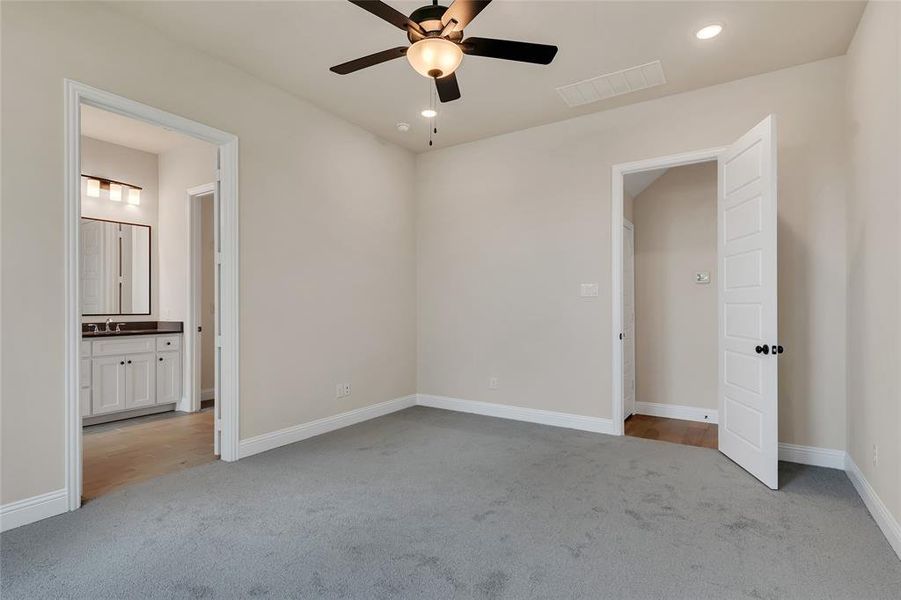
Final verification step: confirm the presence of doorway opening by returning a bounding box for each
[610,116,780,489]
[621,161,719,450]
[65,81,239,510]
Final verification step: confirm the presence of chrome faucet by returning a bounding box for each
[105,317,113,332]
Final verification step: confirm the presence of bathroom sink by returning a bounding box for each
[81,321,183,338]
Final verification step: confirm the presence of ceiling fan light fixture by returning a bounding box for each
[406,37,463,79]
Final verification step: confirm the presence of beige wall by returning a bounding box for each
[80,136,159,322]
[0,2,417,505]
[157,141,217,322]
[845,0,901,527]
[632,162,717,411]
[417,56,849,452]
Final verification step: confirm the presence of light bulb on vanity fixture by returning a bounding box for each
[127,188,141,206]
[86,178,101,198]
[109,183,122,202]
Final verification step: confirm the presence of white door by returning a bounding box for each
[125,352,156,409]
[92,356,126,414]
[213,157,222,456]
[156,351,182,405]
[718,115,779,489]
[623,221,636,418]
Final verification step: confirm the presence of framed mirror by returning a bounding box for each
[80,217,151,315]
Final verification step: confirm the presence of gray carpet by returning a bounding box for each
[2,406,899,599]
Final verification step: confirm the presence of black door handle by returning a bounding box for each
[755,345,769,355]
[777,345,784,354]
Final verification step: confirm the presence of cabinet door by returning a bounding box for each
[125,353,156,409]
[92,356,126,414]
[79,387,91,417]
[156,351,182,405]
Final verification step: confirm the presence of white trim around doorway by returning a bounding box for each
[64,80,241,514]
[610,147,724,436]
[185,183,216,414]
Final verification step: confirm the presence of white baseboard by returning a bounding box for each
[845,455,901,560]
[777,443,846,470]
[634,401,718,424]
[417,394,617,435]
[201,388,215,401]
[0,488,68,532]
[238,395,417,459]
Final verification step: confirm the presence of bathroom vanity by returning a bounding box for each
[80,322,183,425]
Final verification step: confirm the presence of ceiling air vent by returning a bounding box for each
[556,60,666,107]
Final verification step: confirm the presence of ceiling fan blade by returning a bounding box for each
[441,0,492,32]
[330,46,408,75]
[435,73,461,103]
[348,1,424,35]
[461,37,558,65]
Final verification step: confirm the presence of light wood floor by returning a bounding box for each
[82,409,216,502]
[625,414,718,449]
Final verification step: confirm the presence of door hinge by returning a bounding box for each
[215,252,223,265]
[215,168,222,182]
[216,335,223,348]
[215,418,222,432]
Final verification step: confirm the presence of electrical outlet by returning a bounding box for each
[489,377,499,390]
[336,384,345,399]
[872,443,879,467]
[343,383,352,397]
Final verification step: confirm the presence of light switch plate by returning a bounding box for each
[580,283,599,297]
[695,272,711,284]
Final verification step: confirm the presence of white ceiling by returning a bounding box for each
[624,168,668,199]
[81,104,203,154]
[107,1,865,152]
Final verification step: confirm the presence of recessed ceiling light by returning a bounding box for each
[396,122,411,133]
[696,24,723,40]
[421,109,437,118]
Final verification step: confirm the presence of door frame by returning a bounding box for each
[610,147,724,436]
[185,183,216,414]
[64,80,241,512]
[622,218,635,419]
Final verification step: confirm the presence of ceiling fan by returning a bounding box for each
[329,0,558,102]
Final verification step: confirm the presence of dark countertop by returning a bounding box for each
[82,321,183,338]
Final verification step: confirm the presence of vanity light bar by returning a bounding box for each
[81,175,142,205]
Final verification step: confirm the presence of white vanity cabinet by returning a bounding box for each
[83,333,182,421]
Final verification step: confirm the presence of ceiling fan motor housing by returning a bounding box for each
[407,4,463,43]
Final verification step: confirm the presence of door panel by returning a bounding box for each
[718,115,778,489]
[213,158,222,456]
[125,352,156,409]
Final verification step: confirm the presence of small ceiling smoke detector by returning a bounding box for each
[396,122,411,132]
[696,24,723,40]
[421,109,437,118]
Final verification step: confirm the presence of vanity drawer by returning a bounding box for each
[80,358,91,387]
[92,336,156,357]
[81,340,91,358]
[156,335,181,351]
